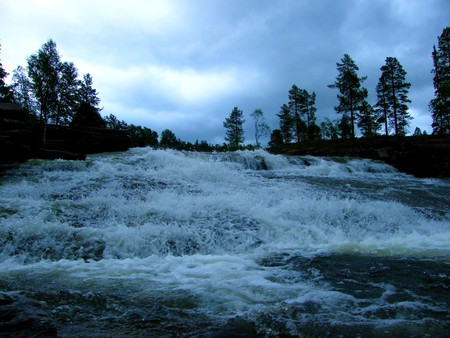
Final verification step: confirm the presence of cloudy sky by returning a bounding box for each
[1,0,449,144]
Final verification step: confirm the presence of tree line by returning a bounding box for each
[223,27,450,150]
[1,27,449,152]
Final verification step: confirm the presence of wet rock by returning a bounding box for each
[0,292,58,337]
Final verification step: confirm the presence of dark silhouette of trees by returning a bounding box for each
[0,44,13,103]
[376,57,411,136]
[71,102,105,128]
[250,108,270,148]
[78,73,101,109]
[11,66,37,118]
[320,118,339,140]
[277,104,293,143]
[160,129,180,149]
[128,124,158,147]
[328,54,368,140]
[54,61,79,125]
[104,114,128,130]
[288,84,316,142]
[430,27,450,135]
[268,129,284,150]
[357,101,381,137]
[27,39,61,127]
[223,107,245,150]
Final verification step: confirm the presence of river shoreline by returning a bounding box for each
[269,135,450,178]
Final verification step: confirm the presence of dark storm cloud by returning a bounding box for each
[1,0,449,143]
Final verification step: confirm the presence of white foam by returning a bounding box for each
[1,149,449,264]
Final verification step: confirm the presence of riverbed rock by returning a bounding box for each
[0,292,58,337]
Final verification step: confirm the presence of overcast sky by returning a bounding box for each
[1,0,449,144]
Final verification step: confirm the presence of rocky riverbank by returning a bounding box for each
[269,135,450,178]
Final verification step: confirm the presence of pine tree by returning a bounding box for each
[328,54,368,140]
[268,129,284,150]
[288,85,316,142]
[78,73,101,109]
[430,27,450,135]
[374,71,390,136]
[357,101,380,137]
[376,57,412,136]
[223,107,245,150]
[288,85,305,142]
[276,104,293,143]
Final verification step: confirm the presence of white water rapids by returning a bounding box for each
[0,149,449,336]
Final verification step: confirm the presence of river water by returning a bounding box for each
[0,148,449,337]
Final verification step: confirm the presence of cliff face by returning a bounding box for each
[1,103,130,172]
[270,136,450,178]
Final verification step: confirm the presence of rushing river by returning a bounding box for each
[0,148,449,337]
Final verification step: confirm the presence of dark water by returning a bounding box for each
[1,149,449,336]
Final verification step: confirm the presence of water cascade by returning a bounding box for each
[1,149,449,336]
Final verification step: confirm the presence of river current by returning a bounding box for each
[0,148,449,337]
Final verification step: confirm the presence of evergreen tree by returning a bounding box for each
[337,114,352,139]
[328,54,368,139]
[430,27,450,135]
[128,124,158,148]
[159,129,181,149]
[320,118,339,140]
[250,108,270,148]
[78,73,101,109]
[104,114,128,130]
[288,85,305,142]
[0,44,13,103]
[374,71,391,136]
[223,107,245,150]
[357,101,381,137]
[288,85,316,142]
[71,101,105,128]
[268,129,284,150]
[376,57,412,136]
[277,104,293,143]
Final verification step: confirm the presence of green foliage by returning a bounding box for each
[160,129,180,149]
[268,129,284,150]
[277,104,293,143]
[79,73,101,109]
[223,107,245,150]
[11,66,38,119]
[328,54,368,139]
[430,27,450,135]
[320,118,339,140]
[288,85,317,142]
[128,124,158,147]
[307,123,322,141]
[357,101,381,137]
[104,114,128,130]
[27,39,63,125]
[376,57,412,136]
[54,61,79,125]
[337,114,352,139]
[71,102,105,128]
